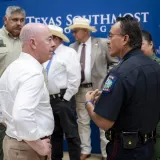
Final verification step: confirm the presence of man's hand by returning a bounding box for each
[25,138,52,158]
[2,122,6,127]
[85,89,101,103]
[39,138,52,157]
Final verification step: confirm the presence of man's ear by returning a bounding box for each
[3,16,7,26]
[30,38,36,50]
[123,35,129,46]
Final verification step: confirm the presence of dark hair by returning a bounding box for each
[142,30,155,53]
[116,15,142,49]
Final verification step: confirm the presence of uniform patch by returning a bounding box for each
[0,39,6,47]
[102,74,117,93]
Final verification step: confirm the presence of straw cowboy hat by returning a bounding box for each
[48,25,70,43]
[67,17,97,32]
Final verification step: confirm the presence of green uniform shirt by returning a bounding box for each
[151,53,160,64]
[0,26,22,76]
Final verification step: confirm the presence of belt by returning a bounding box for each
[50,88,66,99]
[50,93,62,99]
[105,130,156,143]
[80,83,92,88]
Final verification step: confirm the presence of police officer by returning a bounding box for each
[0,6,26,160]
[84,15,160,160]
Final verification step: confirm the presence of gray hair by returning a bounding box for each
[5,6,26,17]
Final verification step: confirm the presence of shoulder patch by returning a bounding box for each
[0,39,6,47]
[102,74,117,94]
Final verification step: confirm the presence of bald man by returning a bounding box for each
[0,23,55,160]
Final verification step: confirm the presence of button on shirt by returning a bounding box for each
[0,52,54,141]
[0,26,22,76]
[44,44,81,101]
[77,37,91,83]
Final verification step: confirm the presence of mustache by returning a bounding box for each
[14,26,22,30]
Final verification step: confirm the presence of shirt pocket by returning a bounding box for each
[0,47,8,65]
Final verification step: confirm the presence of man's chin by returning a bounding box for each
[109,51,117,57]
[12,31,20,37]
[48,54,52,59]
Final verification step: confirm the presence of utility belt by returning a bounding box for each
[50,89,66,100]
[105,129,156,149]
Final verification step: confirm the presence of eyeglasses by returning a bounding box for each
[108,33,124,39]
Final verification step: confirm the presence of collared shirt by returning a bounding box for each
[0,52,54,141]
[77,36,92,83]
[44,44,81,101]
[0,26,22,76]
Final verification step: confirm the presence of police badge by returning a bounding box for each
[102,74,117,94]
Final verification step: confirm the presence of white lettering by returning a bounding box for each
[100,14,110,24]
[48,17,56,25]
[41,17,48,24]
[66,14,73,26]
[141,12,149,22]
[100,25,107,32]
[123,13,133,17]
[26,16,35,23]
[56,16,62,26]
[134,12,141,22]
[64,27,70,34]
[35,17,41,23]
[92,15,100,24]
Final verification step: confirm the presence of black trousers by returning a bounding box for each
[106,139,154,160]
[50,96,80,160]
[0,123,6,160]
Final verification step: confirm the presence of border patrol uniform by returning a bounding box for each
[0,26,22,160]
[150,53,160,160]
[94,49,160,160]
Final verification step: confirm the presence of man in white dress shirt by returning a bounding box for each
[0,23,55,160]
[45,25,81,160]
[68,17,118,160]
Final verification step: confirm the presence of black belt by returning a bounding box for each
[105,130,156,144]
[50,89,66,99]
[80,83,92,88]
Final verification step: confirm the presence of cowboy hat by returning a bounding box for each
[67,17,97,32]
[48,25,70,43]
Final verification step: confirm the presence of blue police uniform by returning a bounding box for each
[94,49,160,160]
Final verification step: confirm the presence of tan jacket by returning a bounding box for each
[70,37,118,90]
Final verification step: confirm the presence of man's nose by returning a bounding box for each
[51,40,56,47]
[17,20,21,25]
[107,38,110,45]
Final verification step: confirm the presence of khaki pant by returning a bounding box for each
[76,87,108,157]
[3,135,47,160]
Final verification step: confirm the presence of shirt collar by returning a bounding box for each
[122,48,143,61]
[2,26,19,40]
[19,52,43,72]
